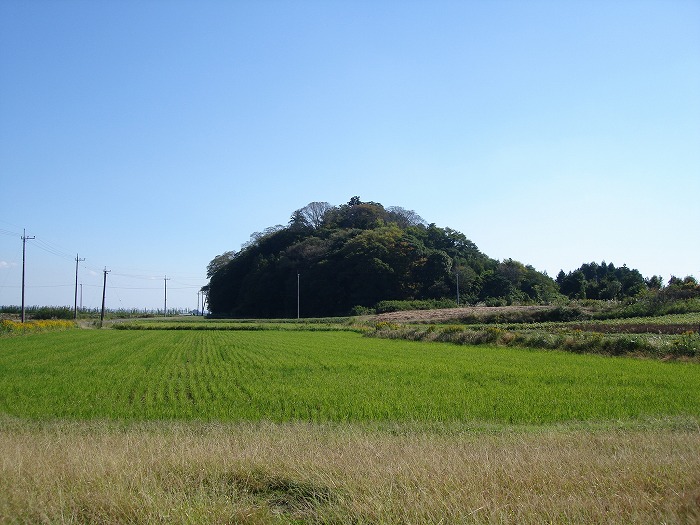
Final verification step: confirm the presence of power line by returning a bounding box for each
[32,238,75,261]
[0,219,24,231]
[2,227,208,310]
[0,228,20,238]
[110,272,163,279]
[3,283,204,291]
[3,284,73,289]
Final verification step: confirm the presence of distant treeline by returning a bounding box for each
[205,197,697,318]
[556,263,699,303]
[0,306,195,320]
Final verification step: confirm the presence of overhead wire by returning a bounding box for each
[0,243,21,302]
[2,226,208,307]
[20,284,73,288]
[32,238,77,261]
[0,218,24,230]
[0,228,21,238]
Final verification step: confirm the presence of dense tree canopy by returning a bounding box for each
[555,262,648,300]
[206,198,563,317]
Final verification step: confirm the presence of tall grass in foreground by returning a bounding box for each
[0,419,698,524]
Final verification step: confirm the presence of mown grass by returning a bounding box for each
[0,330,698,424]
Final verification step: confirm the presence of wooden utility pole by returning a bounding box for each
[21,229,35,323]
[74,254,85,320]
[100,268,110,327]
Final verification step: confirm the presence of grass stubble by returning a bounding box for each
[1,418,699,524]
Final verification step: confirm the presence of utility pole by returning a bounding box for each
[74,254,85,320]
[100,268,110,327]
[21,229,35,323]
[164,276,170,317]
[297,272,300,319]
[197,291,200,315]
[456,269,460,306]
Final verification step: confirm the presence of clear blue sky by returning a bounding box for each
[1,0,698,311]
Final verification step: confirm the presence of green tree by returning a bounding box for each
[559,270,587,299]
[205,198,560,317]
[206,251,236,278]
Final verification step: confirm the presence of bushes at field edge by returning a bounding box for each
[368,324,700,359]
[0,319,76,336]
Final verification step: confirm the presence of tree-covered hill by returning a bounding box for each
[206,197,562,318]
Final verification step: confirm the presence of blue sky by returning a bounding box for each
[1,0,698,311]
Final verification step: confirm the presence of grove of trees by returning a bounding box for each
[205,198,693,318]
[555,262,648,300]
[206,198,563,317]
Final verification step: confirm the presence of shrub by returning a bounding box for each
[434,325,465,342]
[484,298,508,307]
[539,306,586,322]
[1,319,76,335]
[670,331,700,357]
[351,305,376,316]
[30,307,73,320]
[374,299,457,314]
[374,321,400,331]
[523,332,555,349]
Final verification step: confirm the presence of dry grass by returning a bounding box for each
[373,305,551,324]
[1,419,699,524]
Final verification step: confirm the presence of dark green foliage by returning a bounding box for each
[374,299,458,313]
[206,199,561,317]
[557,270,587,299]
[206,251,236,278]
[556,261,649,300]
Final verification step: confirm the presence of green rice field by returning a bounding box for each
[1,330,698,425]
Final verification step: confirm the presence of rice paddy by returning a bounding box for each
[1,329,698,424]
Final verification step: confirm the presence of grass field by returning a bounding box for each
[1,330,699,423]
[1,327,699,523]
